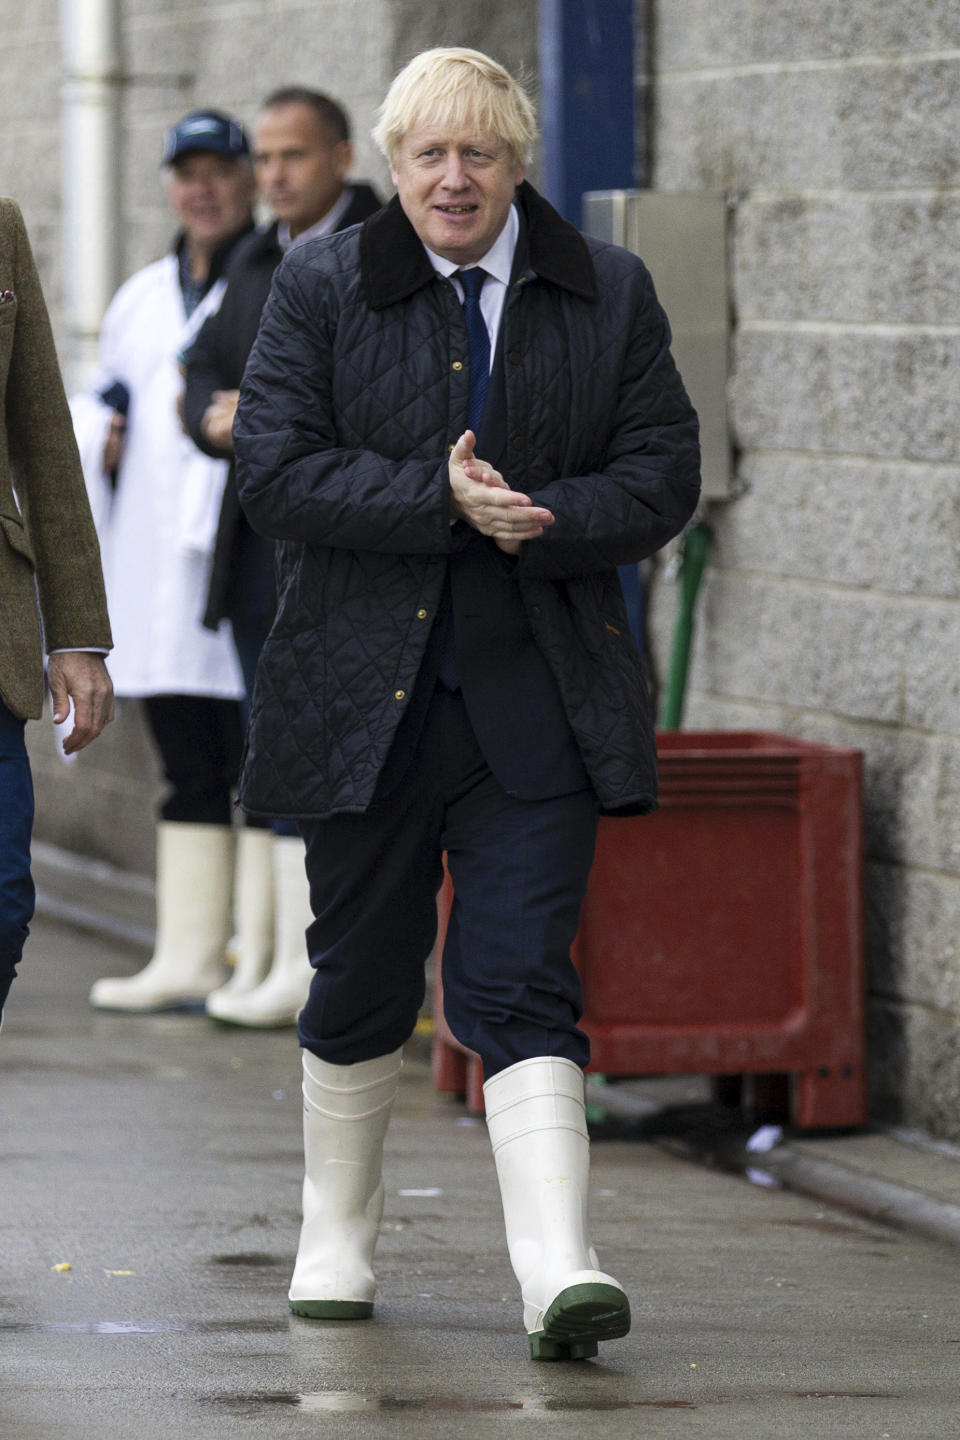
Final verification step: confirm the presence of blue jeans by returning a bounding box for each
[0,698,35,1017]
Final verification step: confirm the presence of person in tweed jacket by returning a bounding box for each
[0,197,113,1026]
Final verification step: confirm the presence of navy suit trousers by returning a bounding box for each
[0,698,35,1018]
[297,687,597,1078]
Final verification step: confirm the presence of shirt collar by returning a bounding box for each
[278,188,353,252]
[422,202,519,286]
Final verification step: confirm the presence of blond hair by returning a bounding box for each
[372,47,537,168]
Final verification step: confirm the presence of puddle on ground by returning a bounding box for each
[0,1317,289,1336]
[0,1321,185,1335]
[194,1318,290,1333]
[207,1392,696,1414]
[210,1253,283,1267]
[794,1390,902,1400]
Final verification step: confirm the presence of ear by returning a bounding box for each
[334,140,354,179]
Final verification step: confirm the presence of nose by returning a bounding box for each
[184,174,215,197]
[259,158,283,190]
[440,152,468,190]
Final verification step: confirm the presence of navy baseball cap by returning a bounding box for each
[162,110,249,165]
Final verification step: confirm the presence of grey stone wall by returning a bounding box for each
[2,2,539,306]
[649,0,960,1138]
[0,1,62,299]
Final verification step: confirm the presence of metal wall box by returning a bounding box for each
[433,732,867,1129]
[582,190,731,499]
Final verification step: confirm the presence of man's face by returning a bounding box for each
[253,104,352,236]
[165,151,254,248]
[390,121,524,266]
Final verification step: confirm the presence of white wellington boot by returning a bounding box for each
[205,827,275,1020]
[288,1047,403,1319]
[205,834,312,1027]
[483,1055,631,1361]
[89,822,234,1012]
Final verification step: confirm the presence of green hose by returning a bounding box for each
[659,521,711,730]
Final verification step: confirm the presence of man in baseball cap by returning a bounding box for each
[76,108,257,1016]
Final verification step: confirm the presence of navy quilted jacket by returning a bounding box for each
[234,183,700,819]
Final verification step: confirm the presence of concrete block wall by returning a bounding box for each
[0,1,62,298]
[649,1,960,1138]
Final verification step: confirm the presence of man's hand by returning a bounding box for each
[101,412,126,476]
[201,389,240,454]
[47,653,115,756]
[448,431,553,554]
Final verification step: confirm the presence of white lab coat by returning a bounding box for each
[70,255,243,699]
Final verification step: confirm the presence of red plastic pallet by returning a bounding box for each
[432,732,866,1130]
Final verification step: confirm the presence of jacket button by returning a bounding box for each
[394,689,406,701]
[416,608,428,620]
[452,360,463,371]
[508,350,521,364]
[530,606,541,618]
[511,434,522,448]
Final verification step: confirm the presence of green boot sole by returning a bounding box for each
[529,1282,631,1362]
[289,1298,373,1320]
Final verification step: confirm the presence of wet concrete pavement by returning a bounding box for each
[3,915,960,1440]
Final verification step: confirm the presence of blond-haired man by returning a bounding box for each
[235,48,700,1359]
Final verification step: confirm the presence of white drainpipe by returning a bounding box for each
[59,0,123,390]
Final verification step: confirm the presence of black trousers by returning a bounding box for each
[142,694,243,826]
[229,600,299,839]
[298,687,598,1080]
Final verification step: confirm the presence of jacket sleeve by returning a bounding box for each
[5,202,112,652]
[234,257,458,555]
[515,259,701,581]
[183,301,233,460]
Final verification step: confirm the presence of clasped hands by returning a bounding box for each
[448,431,553,555]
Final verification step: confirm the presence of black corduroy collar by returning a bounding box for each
[358,180,598,311]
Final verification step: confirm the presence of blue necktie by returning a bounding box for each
[436,267,489,692]
[459,267,490,435]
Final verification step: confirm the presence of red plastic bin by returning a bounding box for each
[432,731,866,1129]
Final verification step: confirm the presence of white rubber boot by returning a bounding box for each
[288,1047,403,1319]
[89,822,234,1012]
[483,1056,631,1360]
[205,834,312,1027]
[205,827,275,1020]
